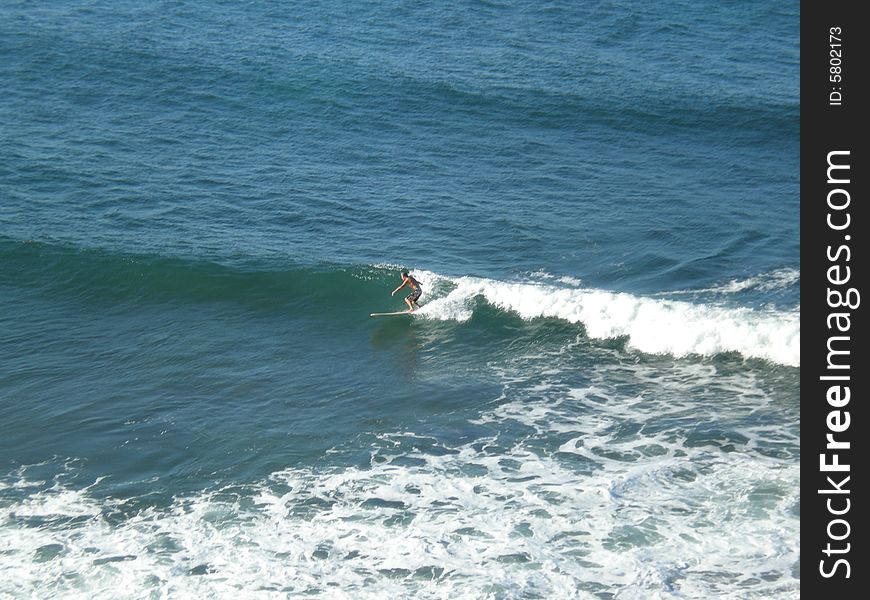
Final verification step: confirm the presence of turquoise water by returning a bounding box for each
[1,1,799,598]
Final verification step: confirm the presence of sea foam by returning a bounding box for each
[411,271,800,367]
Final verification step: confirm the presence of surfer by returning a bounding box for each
[391,271,422,312]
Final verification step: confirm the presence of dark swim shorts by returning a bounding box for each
[406,287,422,303]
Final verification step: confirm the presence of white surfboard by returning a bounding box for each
[370,310,414,317]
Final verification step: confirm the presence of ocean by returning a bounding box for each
[1,1,800,598]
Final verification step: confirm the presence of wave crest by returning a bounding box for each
[413,270,799,367]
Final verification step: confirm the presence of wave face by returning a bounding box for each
[3,240,799,366]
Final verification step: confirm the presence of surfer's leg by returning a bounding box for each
[407,289,421,311]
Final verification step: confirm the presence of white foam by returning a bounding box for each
[557,275,584,287]
[0,445,799,599]
[658,267,800,296]
[410,271,800,366]
[1,366,799,599]
[525,270,584,287]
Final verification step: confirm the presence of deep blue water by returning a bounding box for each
[1,1,799,598]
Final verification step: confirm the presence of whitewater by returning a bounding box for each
[411,270,800,367]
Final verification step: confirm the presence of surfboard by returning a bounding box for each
[370,310,414,317]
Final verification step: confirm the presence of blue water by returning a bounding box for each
[1,1,799,598]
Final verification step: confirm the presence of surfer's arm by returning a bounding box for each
[391,281,407,296]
